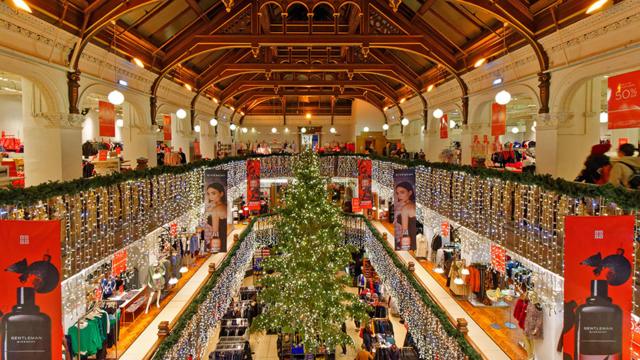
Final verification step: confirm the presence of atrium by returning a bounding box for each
[0,0,638,359]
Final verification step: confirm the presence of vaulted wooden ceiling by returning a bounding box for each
[26,0,622,123]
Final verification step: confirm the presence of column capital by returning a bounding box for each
[536,112,574,131]
[33,113,84,129]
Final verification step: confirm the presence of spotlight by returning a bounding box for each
[132,58,144,68]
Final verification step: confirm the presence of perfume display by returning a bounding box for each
[574,280,622,360]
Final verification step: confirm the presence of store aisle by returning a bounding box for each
[119,228,241,360]
[371,222,510,360]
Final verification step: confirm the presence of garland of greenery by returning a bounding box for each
[151,215,261,360]
[353,214,482,360]
[3,153,639,209]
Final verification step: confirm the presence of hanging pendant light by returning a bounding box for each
[229,123,237,131]
[434,266,445,274]
[301,127,307,133]
[433,108,444,119]
[454,277,464,285]
[108,90,124,105]
[176,108,187,119]
[382,123,389,131]
[329,127,336,134]
[495,90,512,105]
[210,118,218,126]
[401,118,409,126]
[194,124,201,133]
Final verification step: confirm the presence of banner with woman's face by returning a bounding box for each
[204,169,228,252]
[393,169,416,250]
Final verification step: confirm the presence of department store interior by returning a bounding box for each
[0,0,639,360]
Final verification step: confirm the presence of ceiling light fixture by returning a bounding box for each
[271,127,277,134]
[132,58,144,68]
[12,0,32,12]
[493,78,503,85]
[251,127,255,133]
[118,79,128,87]
[495,90,512,105]
[305,112,312,119]
[599,112,608,123]
[474,58,486,68]
[194,124,201,133]
[241,127,248,133]
[511,126,519,134]
[399,97,406,104]
[184,83,193,91]
[329,127,336,134]
[229,123,237,131]
[401,118,410,126]
[210,118,218,126]
[586,0,609,14]
[433,108,444,119]
[382,123,389,131]
[363,126,369,132]
[284,127,289,133]
[108,90,124,105]
[176,108,187,119]
[213,97,219,104]
[301,127,307,133]
[116,118,124,128]
[427,84,435,92]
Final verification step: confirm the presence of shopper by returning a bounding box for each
[178,147,187,164]
[575,143,611,185]
[608,143,640,188]
[383,142,391,157]
[355,344,374,360]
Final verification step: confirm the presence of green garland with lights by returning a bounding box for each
[251,151,369,351]
[1,153,639,209]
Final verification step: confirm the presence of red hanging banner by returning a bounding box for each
[351,198,361,213]
[490,244,506,274]
[99,100,115,137]
[357,159,372,209]
[247,159,261,211]
[0,220,62,360]
[608,70,640,129]
[439,114,448,139]
[564,216,633,360]
[163,115,172,141]
[491,102,507,136]
[112,249,127,276]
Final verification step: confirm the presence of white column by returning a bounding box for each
[199,119,216,159]
[459,125,473,165]
[535,113,561,176]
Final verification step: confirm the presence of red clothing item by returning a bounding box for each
[513,299,529,330]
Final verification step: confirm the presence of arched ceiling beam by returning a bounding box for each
[69,0,163,70]
[236,91,384,116]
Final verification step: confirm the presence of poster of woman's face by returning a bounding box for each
[204,169,228,253]
[393,169,416,251]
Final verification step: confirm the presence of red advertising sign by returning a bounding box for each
[490,244,506,274]
[163,115,172,141]
[112,249,127,276]
[247,159,261,211]
[608,70,640,129]
[564,216,634,360]
[98,149,108,161]
[0,220,62,360]
[98,100,115,137]
[357,159,373,209]
[491,102,507,136]
[194,141,201,156]
[351,198,361,213]
[619,138,629,146]
[439,114,448,139]
[170,222,178,237]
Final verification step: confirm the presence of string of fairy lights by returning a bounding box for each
[0,155,638,355]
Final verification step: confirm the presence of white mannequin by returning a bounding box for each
[145,262,165,313]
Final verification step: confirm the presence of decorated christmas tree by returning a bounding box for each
[252,151,369,352]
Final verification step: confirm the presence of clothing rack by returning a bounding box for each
[68,300,120,360]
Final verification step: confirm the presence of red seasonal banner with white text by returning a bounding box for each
[98,100,115,137]
[0,220,62,360]
[608,70,640,129]
[563,216,634,360]
[439,114,448,139]
[357,159,372,209]
[163,115,172,141]
[247,159,261,211]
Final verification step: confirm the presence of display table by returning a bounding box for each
[93,158,121,175]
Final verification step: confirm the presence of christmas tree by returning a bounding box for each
[252,151,369,352]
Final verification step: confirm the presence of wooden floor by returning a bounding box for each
[380,222,527,360]
[107,255,209,359]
